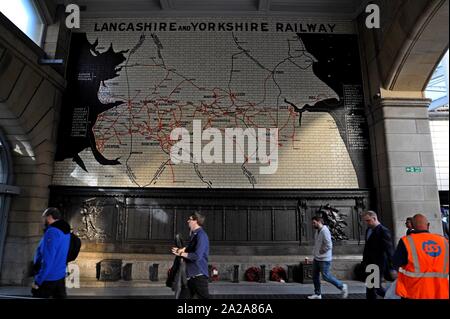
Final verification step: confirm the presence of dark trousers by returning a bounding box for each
[366,286,386,299]
[31,278,67,299]
[179,275,209,299]
[366,269,386,300]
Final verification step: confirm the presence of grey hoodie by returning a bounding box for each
[313,225,333,261]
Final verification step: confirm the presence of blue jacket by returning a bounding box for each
[34,220,71,285]
[185,227,209,278]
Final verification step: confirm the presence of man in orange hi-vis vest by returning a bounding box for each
[393,214,449,299]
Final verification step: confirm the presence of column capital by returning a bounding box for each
[368,97,431,126]
[374,97,431,108]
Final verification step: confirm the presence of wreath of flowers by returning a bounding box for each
[270,266,287,282]
[244,266,261,282]
[210,265,219,281]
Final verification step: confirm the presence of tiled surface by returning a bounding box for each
[52,18,363,189]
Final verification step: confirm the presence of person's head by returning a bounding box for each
[412,214,430,231]
[312,216,324,229]
[42,207,62,227]
[187,212,205,231]
[405,217,413,229]
[361,211,380,229]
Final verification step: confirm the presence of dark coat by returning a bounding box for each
[166,234,187,299]
[172,257,187,299]
[362,224,395,275]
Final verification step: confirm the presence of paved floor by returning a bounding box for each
[0,280,368,299]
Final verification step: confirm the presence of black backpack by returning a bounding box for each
[67,233,81,263]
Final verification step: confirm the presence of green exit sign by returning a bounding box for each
[406,166,422,173]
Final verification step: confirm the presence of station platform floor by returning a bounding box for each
[0,280,369,299]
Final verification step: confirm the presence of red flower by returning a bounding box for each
[210,266,219,281]
[270,266,287,282]
[245,267,261,282]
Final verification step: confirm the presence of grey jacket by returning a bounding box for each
[313,225,333,261]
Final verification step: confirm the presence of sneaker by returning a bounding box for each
[307,294,322,299]
[341,283,348,299]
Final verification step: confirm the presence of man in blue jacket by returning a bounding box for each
[171,212,210,299]
[32,207,71,298]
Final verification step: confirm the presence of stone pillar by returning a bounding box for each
[367,97,442,243]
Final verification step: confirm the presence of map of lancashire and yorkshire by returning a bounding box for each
[53,18,371,189]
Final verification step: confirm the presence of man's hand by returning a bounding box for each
[171,247,186,256]
[389,269,398,280]
[31,282,39,290]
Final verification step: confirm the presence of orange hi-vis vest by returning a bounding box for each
[396,232,449,299]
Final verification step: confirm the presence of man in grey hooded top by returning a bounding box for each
[308,215,348,299]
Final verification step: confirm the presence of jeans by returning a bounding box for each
[313,260,344,295]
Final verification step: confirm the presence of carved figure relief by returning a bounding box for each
[77,198,107,240]
[316,204,348,241]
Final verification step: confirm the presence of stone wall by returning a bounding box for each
[75,251,362,286]
[0,13,66,285]
[0,0,448,286]
[356,0,447,243]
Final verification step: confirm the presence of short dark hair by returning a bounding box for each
[190,212,205,226]
[42,207,62,220]
[312,215,323,223]
[406,217,413,222]
[362,211,378,219]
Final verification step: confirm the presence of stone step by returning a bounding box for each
[72,252,362,285]
[79,279,167,288]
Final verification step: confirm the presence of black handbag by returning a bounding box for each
[353,262,367,282]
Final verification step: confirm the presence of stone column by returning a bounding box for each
[367,97,442,243]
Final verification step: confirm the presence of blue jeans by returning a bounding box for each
[313,260,344,295]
